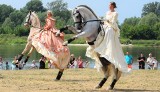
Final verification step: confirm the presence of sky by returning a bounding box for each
[0,0,159,24]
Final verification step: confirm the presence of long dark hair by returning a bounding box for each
[110,2,117,8]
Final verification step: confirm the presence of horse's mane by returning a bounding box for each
[32,12,40,21]
[31,12,41,26]
[77,5,98,19]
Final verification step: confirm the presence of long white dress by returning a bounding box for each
[87,11,129,73]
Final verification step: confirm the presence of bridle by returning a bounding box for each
[73,9,84,29]
[73,7,102,30]
[25,11,32,26]
[24,11,42,30]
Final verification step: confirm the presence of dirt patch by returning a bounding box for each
[0,69,160,92]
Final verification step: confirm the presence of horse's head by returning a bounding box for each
[24,11,40,28]
[72,7,83,30]
[72,5,98,30]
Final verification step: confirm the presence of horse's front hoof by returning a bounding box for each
[55,34,60,37]
[63,41,68,46]
[55,32,60,37]
[54,79,60,81]
[95,85,102,89]
[106,86,113,91]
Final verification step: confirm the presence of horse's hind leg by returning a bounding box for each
[95,66,109,89]
[95,57,111,89]
[107,68,121,90]
[55,69,64,81]
[23,47,34,64]
[17,42,32,61]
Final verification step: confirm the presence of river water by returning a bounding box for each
[0,45,159,70]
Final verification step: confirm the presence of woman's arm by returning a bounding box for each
[111,13,118,24]
[44,19,52,30]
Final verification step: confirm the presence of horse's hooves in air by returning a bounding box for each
[63,41,68,46]
[55,32,60,37]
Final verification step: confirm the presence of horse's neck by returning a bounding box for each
[31,15,41,28]
[81,8,98,21]
[32,19,40,28]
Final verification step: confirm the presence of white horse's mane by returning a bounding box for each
[77,5,98,19]
[31,12,41,27]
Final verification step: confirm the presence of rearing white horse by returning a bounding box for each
[16,11,70,80]
[57,5,122,90]
[17,11,41,64]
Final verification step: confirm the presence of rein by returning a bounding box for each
[74,19,102,25]
[30,25,43,32]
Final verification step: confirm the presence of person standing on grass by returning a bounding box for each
[137,53,146,69]
[0,57,3,70]
[146,53,154,70]
[45,57,50,69]
[152,57,158,70]
[125,52,133,68]
[77,56,83,68]
[39,56,45,69]
[69,54,75,68]
[5,61,10,70]
[30,60,38,69]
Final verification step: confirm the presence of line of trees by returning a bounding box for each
[0,0,73,36]
[0,0,159,40]
[121,2,160,40]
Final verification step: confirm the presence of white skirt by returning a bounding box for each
[87,26,129,73]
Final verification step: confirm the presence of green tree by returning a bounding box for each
[37,12,46,26]
[25,0,46,12]
[14,25,29,36]
[0,26,13,34]
[47,0,71,23]
[142,2,160,17]
[153,22,160,39]
[0,4,14,24]
[9,10,25,27]
[20,0,46,14]
[2,17,14,28]
[139,13,160,27]
[121,17,141,38]
[122,17,141,26]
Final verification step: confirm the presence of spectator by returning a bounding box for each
[30,60,38,69]
[12,56,18,70]
[69,54,75,68]
[84,61,90,68]
[137,53,146,69]
[39,56,45,69]
[73,58,78,69]
[0,57,3,70]
[152,57,158,70]
[18,61,24,70]
[5,61,9,70]
[45,57,50,69]
[125,52,133,68]
[77,56,83,68]
[146,53,154,70]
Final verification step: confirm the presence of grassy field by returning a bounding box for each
[1,34,160,46]
[0,69,160,92]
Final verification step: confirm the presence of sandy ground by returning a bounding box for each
[0,69,160,92]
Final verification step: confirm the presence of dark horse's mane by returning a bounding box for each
[77,5,98,19]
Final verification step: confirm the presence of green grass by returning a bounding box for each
[0,34,86,45]
[0,34,27,45]
[0,34,160,46]
[120,38,160,46]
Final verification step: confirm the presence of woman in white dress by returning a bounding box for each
[94,2,129,73]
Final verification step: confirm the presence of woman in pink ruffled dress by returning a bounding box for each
[32,10,70,70]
